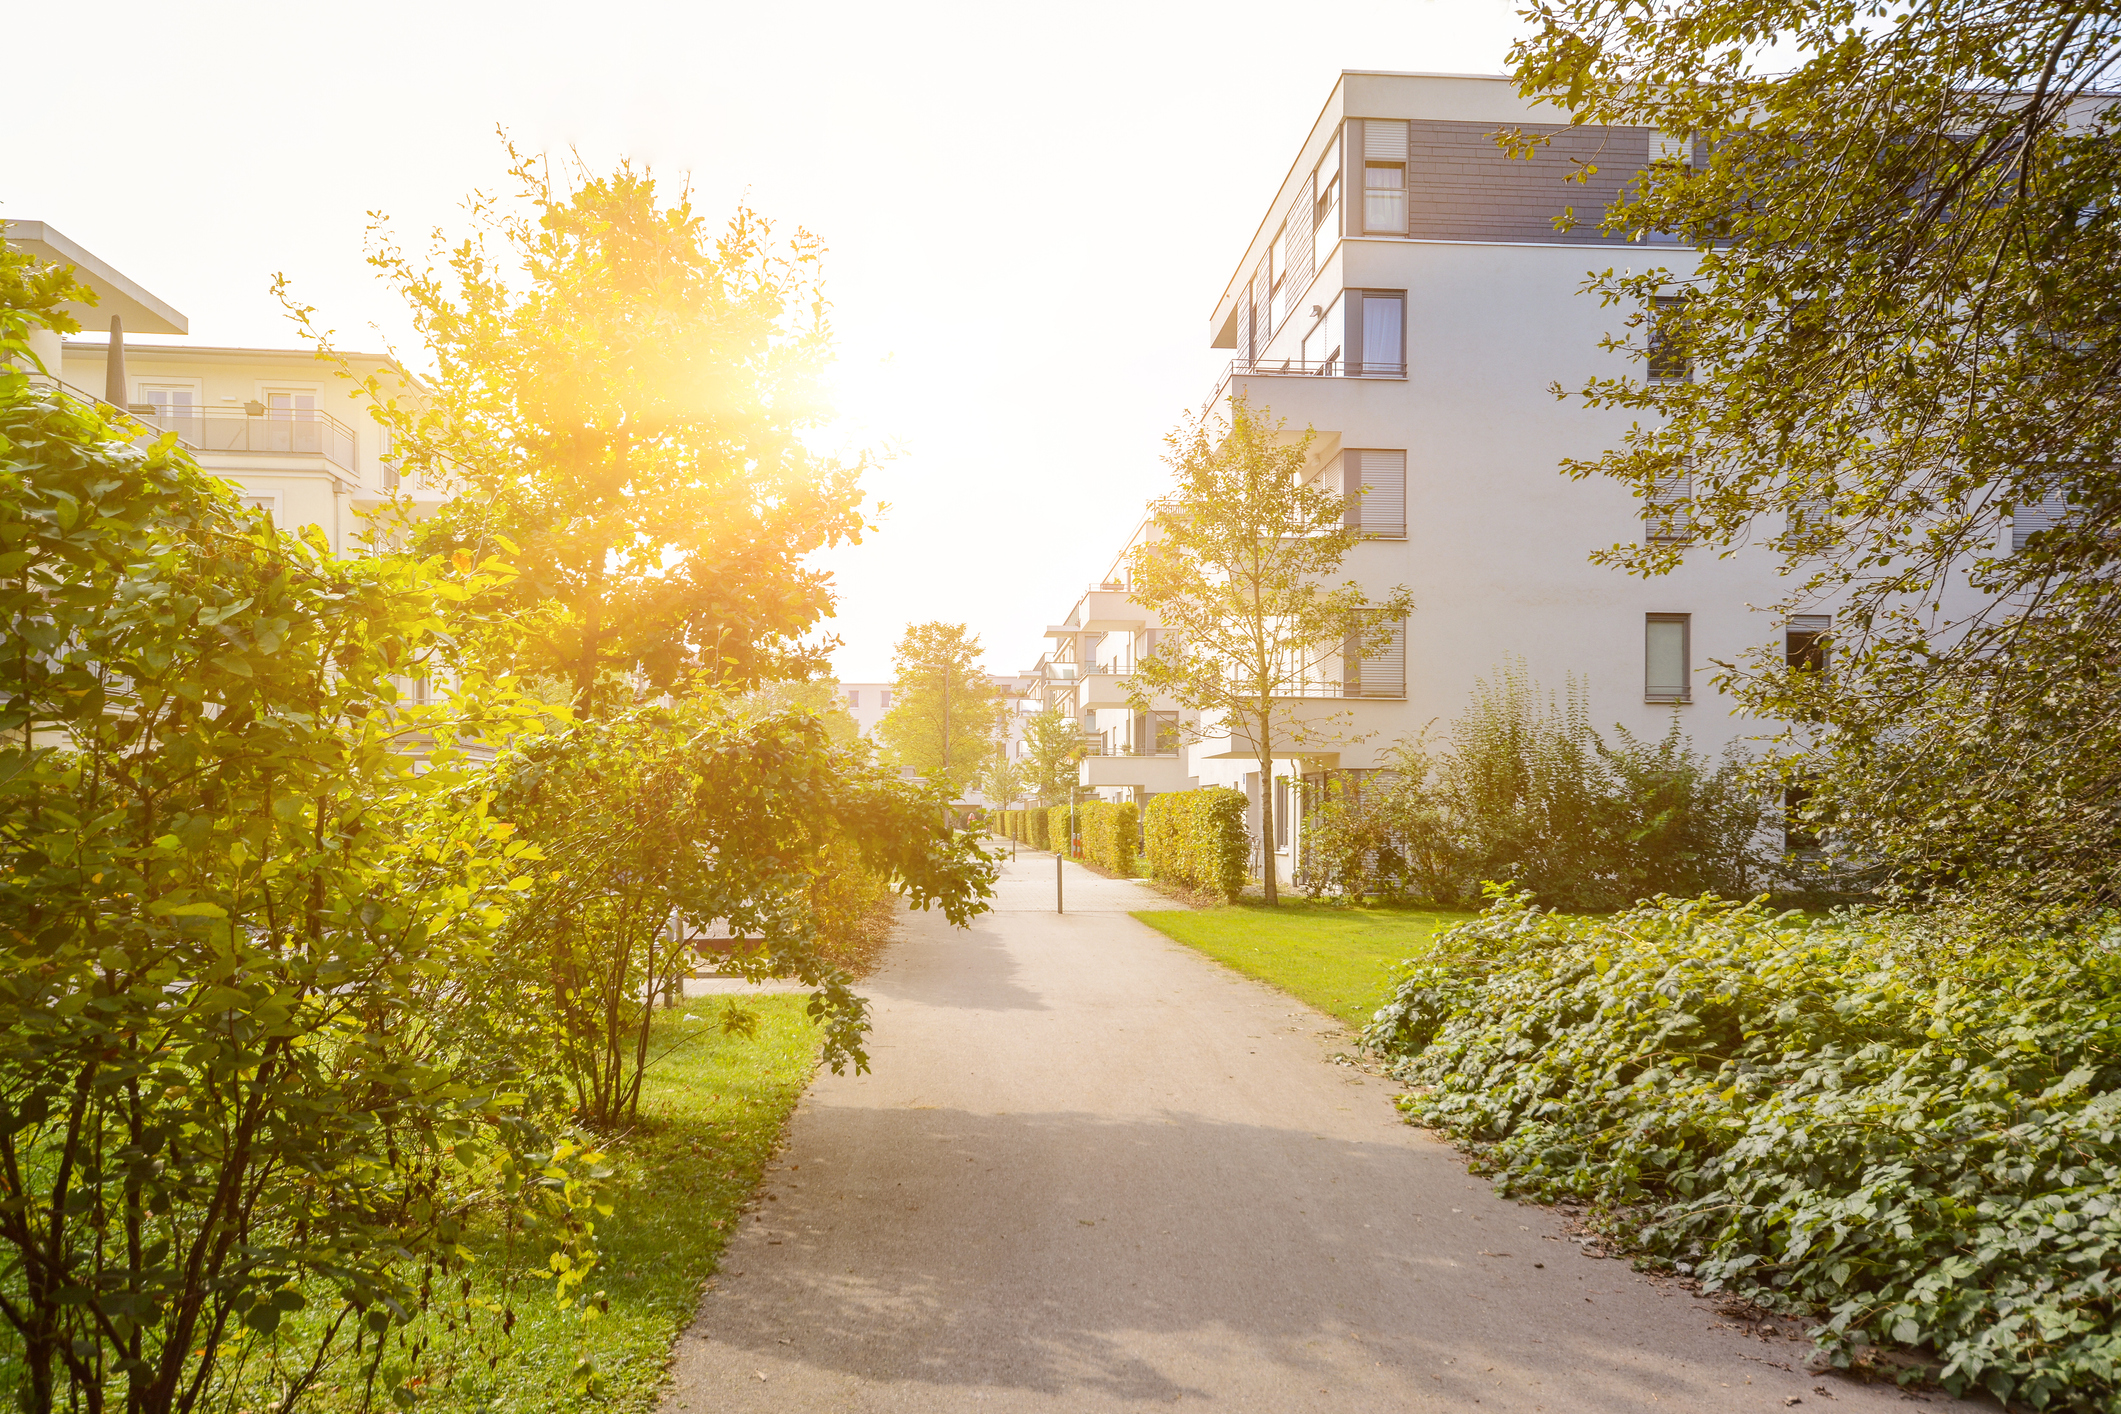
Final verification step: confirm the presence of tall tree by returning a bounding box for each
[1510,0,2121,909]
[1019,705,1087,806]
[283,142,867,714]
[876,622,1005,792]
[1128,398,1412,905]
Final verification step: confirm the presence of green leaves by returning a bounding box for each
[1366,892,2121,1409]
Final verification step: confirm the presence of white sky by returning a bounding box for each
[10,0,1524,681]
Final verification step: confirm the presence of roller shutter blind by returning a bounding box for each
[1341,450,1406,537]
[2012,486,2071,551]
[1357,619,1406,698]
[1645,464,1691,543]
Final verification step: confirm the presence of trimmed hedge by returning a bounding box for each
[1078,800,1139,876]
[1143,787,1249,901]
[1048,804,1071,857]
[1026,807,1049,851]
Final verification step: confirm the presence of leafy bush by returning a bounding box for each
[1364,891,2121,1410]
[1078,800,1139,875]
[1305,664,1771,909]
[1144,788,1249,900]
[1026,807,1049,851]
[1049,803,1072,856]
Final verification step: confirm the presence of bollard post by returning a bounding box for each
[1055,850,1063,914]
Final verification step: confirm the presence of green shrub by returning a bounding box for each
[1304,663,1771,910]
[1364,890,2121,1410]
[1026,807,1049,851]
[1048,804,1072,856]
[1078,800,1139,875]
[1144,788,1249,901]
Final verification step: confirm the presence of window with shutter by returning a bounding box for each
[2012,485,2072,551]
[1342,450,1407,538]
[1645,462,1691,543]
[1349,618,1406,698]
[1645,614,1691,702]
[1786,615,1829,674]
[1648,295,1692,380]
[1362,119,1408,234]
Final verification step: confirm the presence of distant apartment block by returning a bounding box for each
[1022,71,1905,885]
[6,220,428,557]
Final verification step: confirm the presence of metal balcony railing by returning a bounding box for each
[1213,356,1407,402]
[137,406,357,477]
[1249,678,1407,700]
[1080,741,1181,758]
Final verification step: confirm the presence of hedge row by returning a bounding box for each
[1077,800,1139,876]
[992,809,1051,850]
[1143,787,1249,901]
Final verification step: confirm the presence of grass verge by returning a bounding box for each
[273,995,823,1413]
[1131,900,1469,1029]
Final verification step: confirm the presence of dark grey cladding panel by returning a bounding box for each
[1405,120,1653,243]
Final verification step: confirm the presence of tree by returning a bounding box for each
[875,622,1004,793]
[736,676,860,744]
[0,376,576,1414]
[978,753,1024,814]
[475,701,992,1130]
[283,142,867,715]
[1508,0,2121,910]
[1127,398,1412,904]
[1018,705,1086,805]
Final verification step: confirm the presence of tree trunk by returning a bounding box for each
[1256,708,1278,906]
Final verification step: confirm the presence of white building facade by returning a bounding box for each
[1023,71,1821,886]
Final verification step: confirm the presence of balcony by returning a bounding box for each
[137,405,358,480]
[1080,752,1193,793]
[1211,355,1405,403]
[1080,669,1135,709]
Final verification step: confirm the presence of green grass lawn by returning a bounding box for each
[1133,900,1472,1030]
[267,995,824,1413]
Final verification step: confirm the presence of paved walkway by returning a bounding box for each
[660,852,1983,1412]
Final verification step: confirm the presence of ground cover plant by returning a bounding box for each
[1134,902,1465,1029]
[1364,891,2121,1409]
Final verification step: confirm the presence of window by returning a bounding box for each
[1342,617,1408,698]
[137,382,195,419]
[1344,290,1404,377]
[1302,297,1342,370]
[1786,615,1829,674]
[1313,133,1342,270]
[846,690,860,710]
[1362,119,1408,234]
[1274,777,1292,852]
[1645,614,1691,702]
[1784,785,1820,851]
[238,493,280,517]
[1269,224,1290,333]
[880,690,893,711]
[1645,463,1692,543]
[2012,485,2072,551]
[1342,450,1406,537]
[1648,295,1692,381]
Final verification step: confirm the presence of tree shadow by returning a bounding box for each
[861,914,1048,1013]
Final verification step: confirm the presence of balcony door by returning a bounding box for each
[1344,291,1404,377]
[262,389,321,455]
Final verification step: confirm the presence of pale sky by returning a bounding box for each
[11,0,1524,681]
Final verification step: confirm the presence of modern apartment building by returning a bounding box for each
[7,220,424,556]
[1021,71,1837,886]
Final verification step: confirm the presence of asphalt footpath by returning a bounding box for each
[658,849,1987,1412]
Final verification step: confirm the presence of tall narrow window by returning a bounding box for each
[1645,614,1691,702]
[846,690,861,710]
[1362,119,1408,233]
[1645,462,1692,544]
[1274,777,1291,851]
[1342,450,1407,538]
[1313,133,1342,270]
[1356,291,1403,376]
[1647,295,1692,381]
[1303,297,1342,370]
[1786,615,1830,674]
[880,689,893,711]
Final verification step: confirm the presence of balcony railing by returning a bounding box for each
[1080,741,1181,758]
[137,406,357,477]
[1213,356,1407,402]
[1252,678,1406,700]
